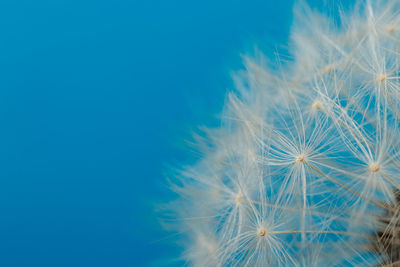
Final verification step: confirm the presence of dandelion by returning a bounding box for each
[166,0,400,266]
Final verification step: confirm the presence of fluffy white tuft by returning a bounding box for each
[166,1,400,266]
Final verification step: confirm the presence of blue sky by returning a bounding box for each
[0,0,333,266]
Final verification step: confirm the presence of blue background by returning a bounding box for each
[0,0,344,266]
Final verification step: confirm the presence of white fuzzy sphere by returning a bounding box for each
[168,1,400,266]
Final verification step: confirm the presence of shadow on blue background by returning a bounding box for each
[0,0,350,266]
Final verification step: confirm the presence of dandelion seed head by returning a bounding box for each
[166,1,400,266]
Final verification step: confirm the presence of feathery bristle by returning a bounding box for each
[166,1,400,266]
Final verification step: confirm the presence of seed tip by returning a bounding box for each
[376,74,387,82]
[369,163,381,173]
[235,194,243,204]
[323,65,333,73]
[385,25,396,34]
[248,150,256,161]
[258,228,267,237]
[296,154,305,163]
[312,100,322,111]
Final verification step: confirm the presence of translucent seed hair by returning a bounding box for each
[166,1,400,266]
